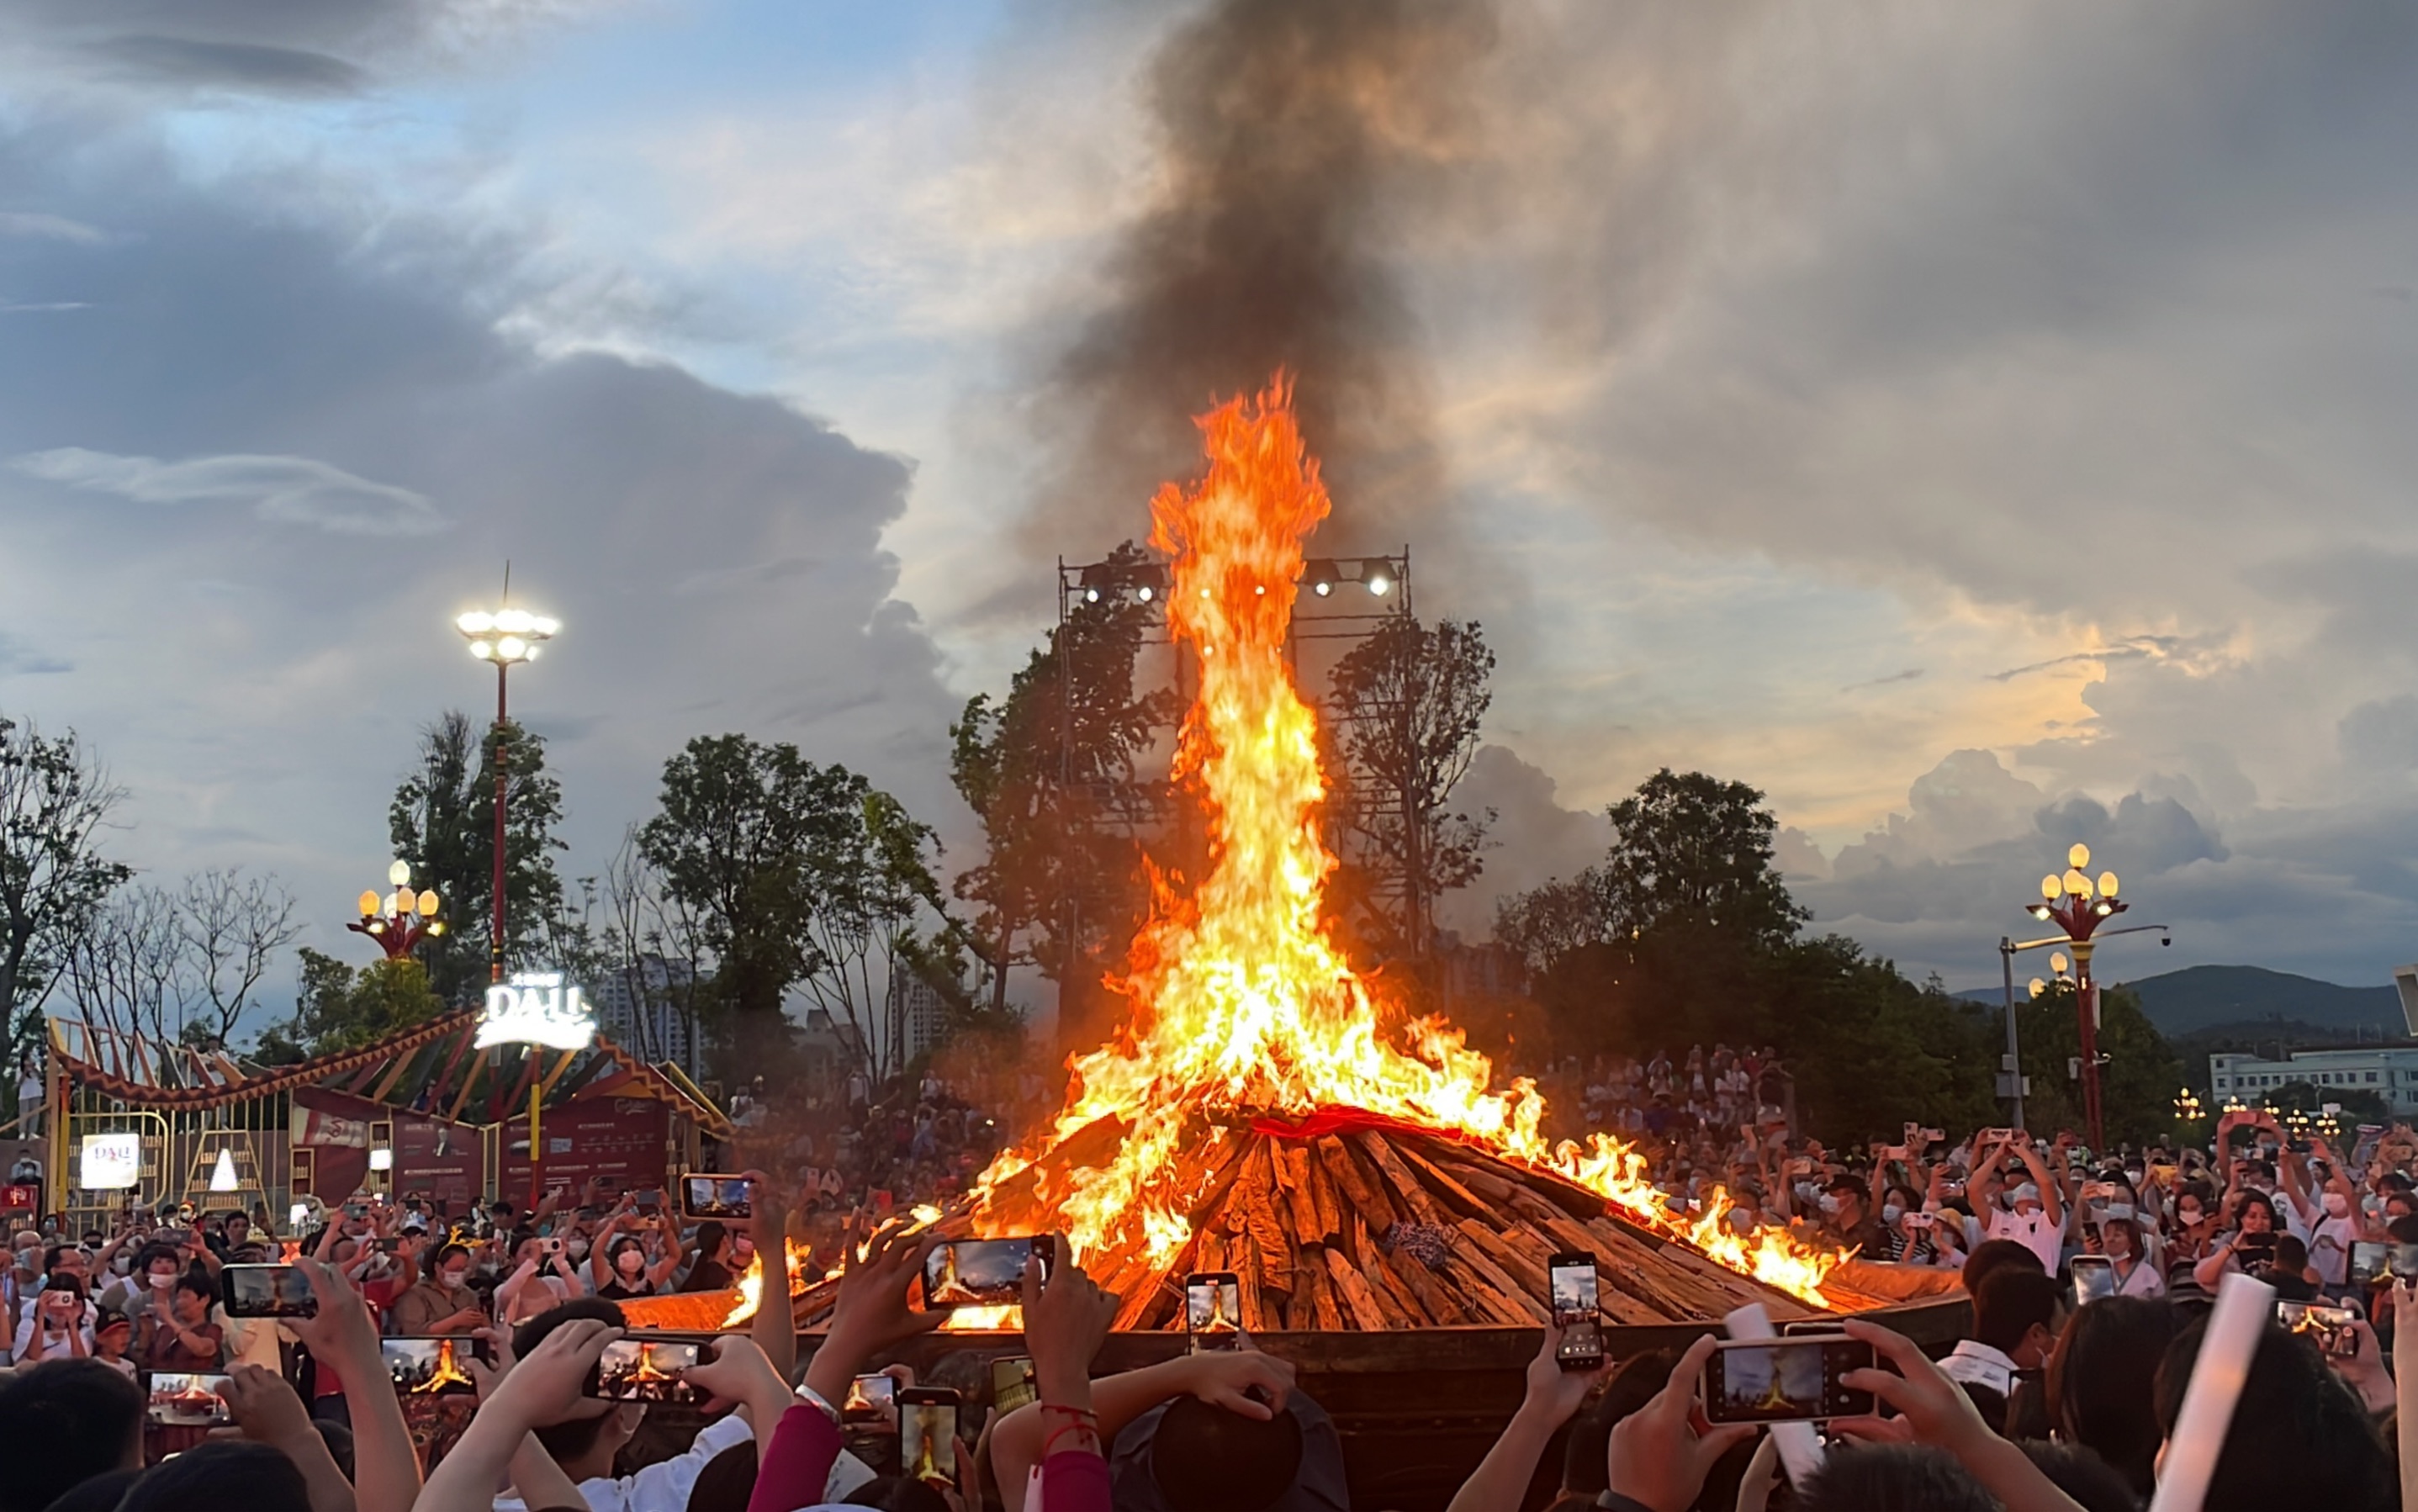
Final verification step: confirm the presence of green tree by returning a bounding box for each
[638,735,955,1078]
[0,714,134,1057]
[950,542,1176,1043]
[2005,981,2185,1149]
[389,711,568,1003]
[1601,769,1809,949]
[1324,616,1495,958]
[253,947,446,1063]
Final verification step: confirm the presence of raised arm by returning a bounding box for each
[743,1170,795,1383]
[2016,1140,2062,1226]
[292,1261,422,1512]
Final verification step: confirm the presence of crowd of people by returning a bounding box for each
[3,1074,2417,1510]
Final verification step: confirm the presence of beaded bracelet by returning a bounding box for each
[1042,1419,1102,1457]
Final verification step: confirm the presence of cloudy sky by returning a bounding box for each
[4,0,2417,1024]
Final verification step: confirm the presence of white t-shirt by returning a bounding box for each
[1986,1206,2063,1273]
[2112,1257,2165,1298]
[2304,1214,2359,1287]
[490,1399,875,1512]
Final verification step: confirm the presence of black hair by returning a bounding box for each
[2018,1442,2137,1512]
[512,1298,628,1464]
[315,1420,357,1482]
[1559,1348,1679,1494]
[2154,1319,2394,1511]
[841,1476,950,1512]
[2043,1296,2178,1498]
[40,1245,72,1274]
[684,1442,758,1512]
[1972,1266,2062,1354]
[172,1272,215,1305]
[1149,1397,1304,1512]
[694,1220,729,1258]
[2388,1213,2418,1246]
[115,1441,311,1512]
[34,1467,140,1512]
[1797,1444,1996,1512]
[0,1361,145,1512]
[1960,1238,2045,1295]
[433,1242,473,1269]
[40,1273,87,1302]
[2234,1191,2277,1229]
[133,1242,182,1274]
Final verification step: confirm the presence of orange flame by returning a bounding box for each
[971,377,1842,1308]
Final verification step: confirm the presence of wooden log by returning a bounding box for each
[1180,1131,1251,1229]
[1357,1131,1444,1225]
[1322,1245,1389,1331]
[1278,1145,1324,1242]
[1394,1139,1492,1219]
[1294,1249,1345,1330]
[1315,1135,1399,1234]
[1442,1253,1544,1325]
[1436,1157,1521,1205]
[1307,1155,1345,1245]
[1235,1245,1268,1334]
[1455,1219,1550,1298]
[1447,1226,1550,1321]
[1357,1245,1431,1327]
[1241,1147,1296,1291]
[1196,1230,1225,1274]
[1385,1244,1473,1325]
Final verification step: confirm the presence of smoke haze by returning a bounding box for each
[1023,0,1499,559]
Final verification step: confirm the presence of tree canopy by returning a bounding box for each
[389,711,568,1004]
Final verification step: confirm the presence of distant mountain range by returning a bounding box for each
[1964,964,2411,1040]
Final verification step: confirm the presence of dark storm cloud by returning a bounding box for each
[0,0,581,94]
[1021,0,1497,561]
[80,35,368,95]
[0,130,959,926]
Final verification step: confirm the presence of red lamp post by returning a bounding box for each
[2026,843,2124,1150]
[347,859,447,960]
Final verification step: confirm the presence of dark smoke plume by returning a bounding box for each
[1023,0,1498,558]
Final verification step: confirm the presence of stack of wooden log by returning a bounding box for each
[928,1118,1855,1330]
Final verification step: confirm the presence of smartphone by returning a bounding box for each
[2278,1300,2361,1358]
[843,1372,898,1433]
[1700,1337,1877,1425]
[1548,1253,1603,1370]
[1184,1271,1243,1351]
[919,1235,1052,1311]
[2071,1255,2116,1304]
[146,1371,233,1426]
[1977,1128,2014,1145]
[221,1264,317,1318]
[383,1337,487,1396]
[2351,1240,2388,1286]
[631,1189,664,1213]
[2394,1242,2418,1282]
[991,1355,1038,1414]
[344,1203,368,1220]
[681,1175,754,1221]
[898,1388,960,1487]
[587,1338,705,1404]
[1779,1319,1849,1337]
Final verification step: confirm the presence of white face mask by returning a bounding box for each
[439,1270,468,1292]
[1816,1194,1841,1216]
[2324,1192,2352,1219]
[1881,1203,1905,1225]
[148,1271,175,1288]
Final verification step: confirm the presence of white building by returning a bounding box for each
[2208,1047,2418,1115]
[888,962,954,1066]
[590,954,702,1076]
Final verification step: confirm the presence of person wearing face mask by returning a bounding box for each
[2095,1213,2163,1297]
[100,1243,188,1321]
[587,1197,681,1299]
[1971,1132,2065,1274]
[1817,1175,1892,1259]
[387,1243,488,1336]
[2277,1140,2362,1293]
[1939,1266,2064,1402]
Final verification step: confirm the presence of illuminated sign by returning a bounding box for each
[79,1132,143,1190]
[477,970,596,1051]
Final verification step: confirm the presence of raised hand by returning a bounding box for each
[1521,1322,1613,1427]
[1603,1334,1756,1512]
[1020,1243,1116,1405]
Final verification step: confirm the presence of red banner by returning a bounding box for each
[496,1097,668,1204]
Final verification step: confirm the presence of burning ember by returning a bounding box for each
[960,377,1849,1314]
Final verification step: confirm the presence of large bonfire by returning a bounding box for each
[944,378,1852,1325]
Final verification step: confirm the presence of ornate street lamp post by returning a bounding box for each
[347,859,447,960]
[2022,843,2169,1150]
[452,594,558,983]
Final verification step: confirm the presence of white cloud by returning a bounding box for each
[12,447,447,537]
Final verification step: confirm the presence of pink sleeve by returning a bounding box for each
[1040,1450,1113,1512]
[747,1404,844,1512]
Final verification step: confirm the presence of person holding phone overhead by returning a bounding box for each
[589,1197,681,1299]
